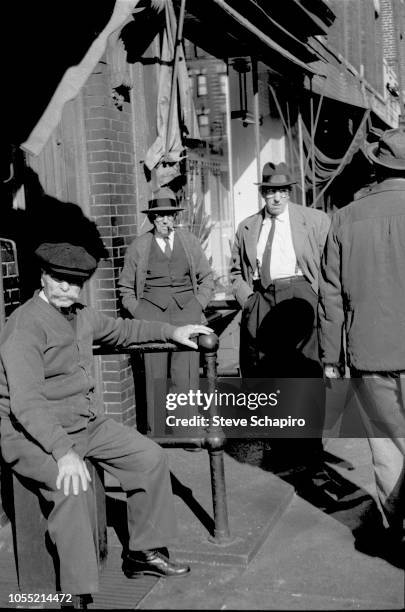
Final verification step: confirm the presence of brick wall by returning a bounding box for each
[381,0,397,66]
[0,239,21,526]
[83,61,138,427]
[1,240,20,319]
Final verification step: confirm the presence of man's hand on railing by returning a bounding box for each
[170,324,214,349]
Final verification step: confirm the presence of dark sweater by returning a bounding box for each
[0,292,175,461]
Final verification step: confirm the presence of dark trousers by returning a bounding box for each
[240,276,321,377]
[352,372,405,532]
[133,296,202,435]
[1,416,177,594]
[240,277,323,465]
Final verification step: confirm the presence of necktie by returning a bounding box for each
[260,217,276,289]
[164,236,171,258]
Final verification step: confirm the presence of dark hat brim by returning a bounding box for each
[366,141,405,170]
[142,206,184,213]
[255,180,296,187]
[42,264,94,280]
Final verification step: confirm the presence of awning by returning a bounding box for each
[21,0,141,156]
[210,0,321,75]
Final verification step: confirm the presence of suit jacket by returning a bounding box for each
[119,228,214,318]
[318,178,405,371]
[230,202,330,307]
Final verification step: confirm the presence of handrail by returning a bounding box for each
[93,332,232,544]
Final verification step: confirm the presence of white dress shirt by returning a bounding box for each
[256,206,303,281]
[155,230,175,253]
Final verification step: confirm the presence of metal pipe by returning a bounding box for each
[297,110,306,206]
[252,57,262,211]
[310,94,316,206]
[211,0,319,75]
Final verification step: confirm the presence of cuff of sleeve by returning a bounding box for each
[160,323,176,341]
[52,441,75,462]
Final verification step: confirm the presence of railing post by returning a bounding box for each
[199,333,231,544]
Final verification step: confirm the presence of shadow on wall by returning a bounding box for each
[0,167,108,303]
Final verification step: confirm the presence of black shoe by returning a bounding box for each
[123,549,190,578]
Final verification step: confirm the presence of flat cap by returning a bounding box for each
[35,242,97,280]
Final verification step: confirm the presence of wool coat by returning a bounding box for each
[318,178,405,371]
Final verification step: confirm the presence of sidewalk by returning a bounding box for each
[0,438,403,610]
[138,439,404,610]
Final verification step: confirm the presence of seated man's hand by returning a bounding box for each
[56,449,92,496]
[171,324,213,349]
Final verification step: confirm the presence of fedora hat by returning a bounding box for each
[366,128,405,170]
[255,162,296,188]
[142,187,184,214]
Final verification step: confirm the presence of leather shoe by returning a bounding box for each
[123,549,190,578]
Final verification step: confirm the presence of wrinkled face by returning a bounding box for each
[151,212,176,237]
[41,271,84,309]
[261,186,290,216]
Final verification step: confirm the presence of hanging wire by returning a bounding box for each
[246,0,329,63]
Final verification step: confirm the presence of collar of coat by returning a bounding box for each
[366,177,405,197]
[241,202,310,270]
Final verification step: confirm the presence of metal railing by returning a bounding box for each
[94,332,231,544]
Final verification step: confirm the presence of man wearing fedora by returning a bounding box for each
[319,127,405,555]
[118,187,213,434]
[0,241,213,606]
[231,162,330,376]
[230,162,330,470]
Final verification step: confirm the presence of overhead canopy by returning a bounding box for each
[21,0,141,156]
[1,0,336,162]
[174,0,335,74]
[2,1,118,150]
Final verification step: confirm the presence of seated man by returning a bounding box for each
[0,242,212,603]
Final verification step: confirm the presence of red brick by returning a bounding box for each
[95,267,115,280]
[98,289,118,301]
[99,299,118,310]
[111,141,126,152]
[103,407,123,416]
[104,382,123,393]
[114,184,133,195]
[102,370,124,383]
[118,131,132,143]
[119,153,132,163]
[113,162,127,173]
[87,140,113,151]
[88,162,112,174]
[91,183,114,195]
[89,150,120,162]
[92,172,116,184]
[85,84,109,97]
[89,128,116,141]
[118,174,135,184]
[85,118,111,131]
[111,120,125,131]
[102,391,123,403]
[84,95,110,107]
